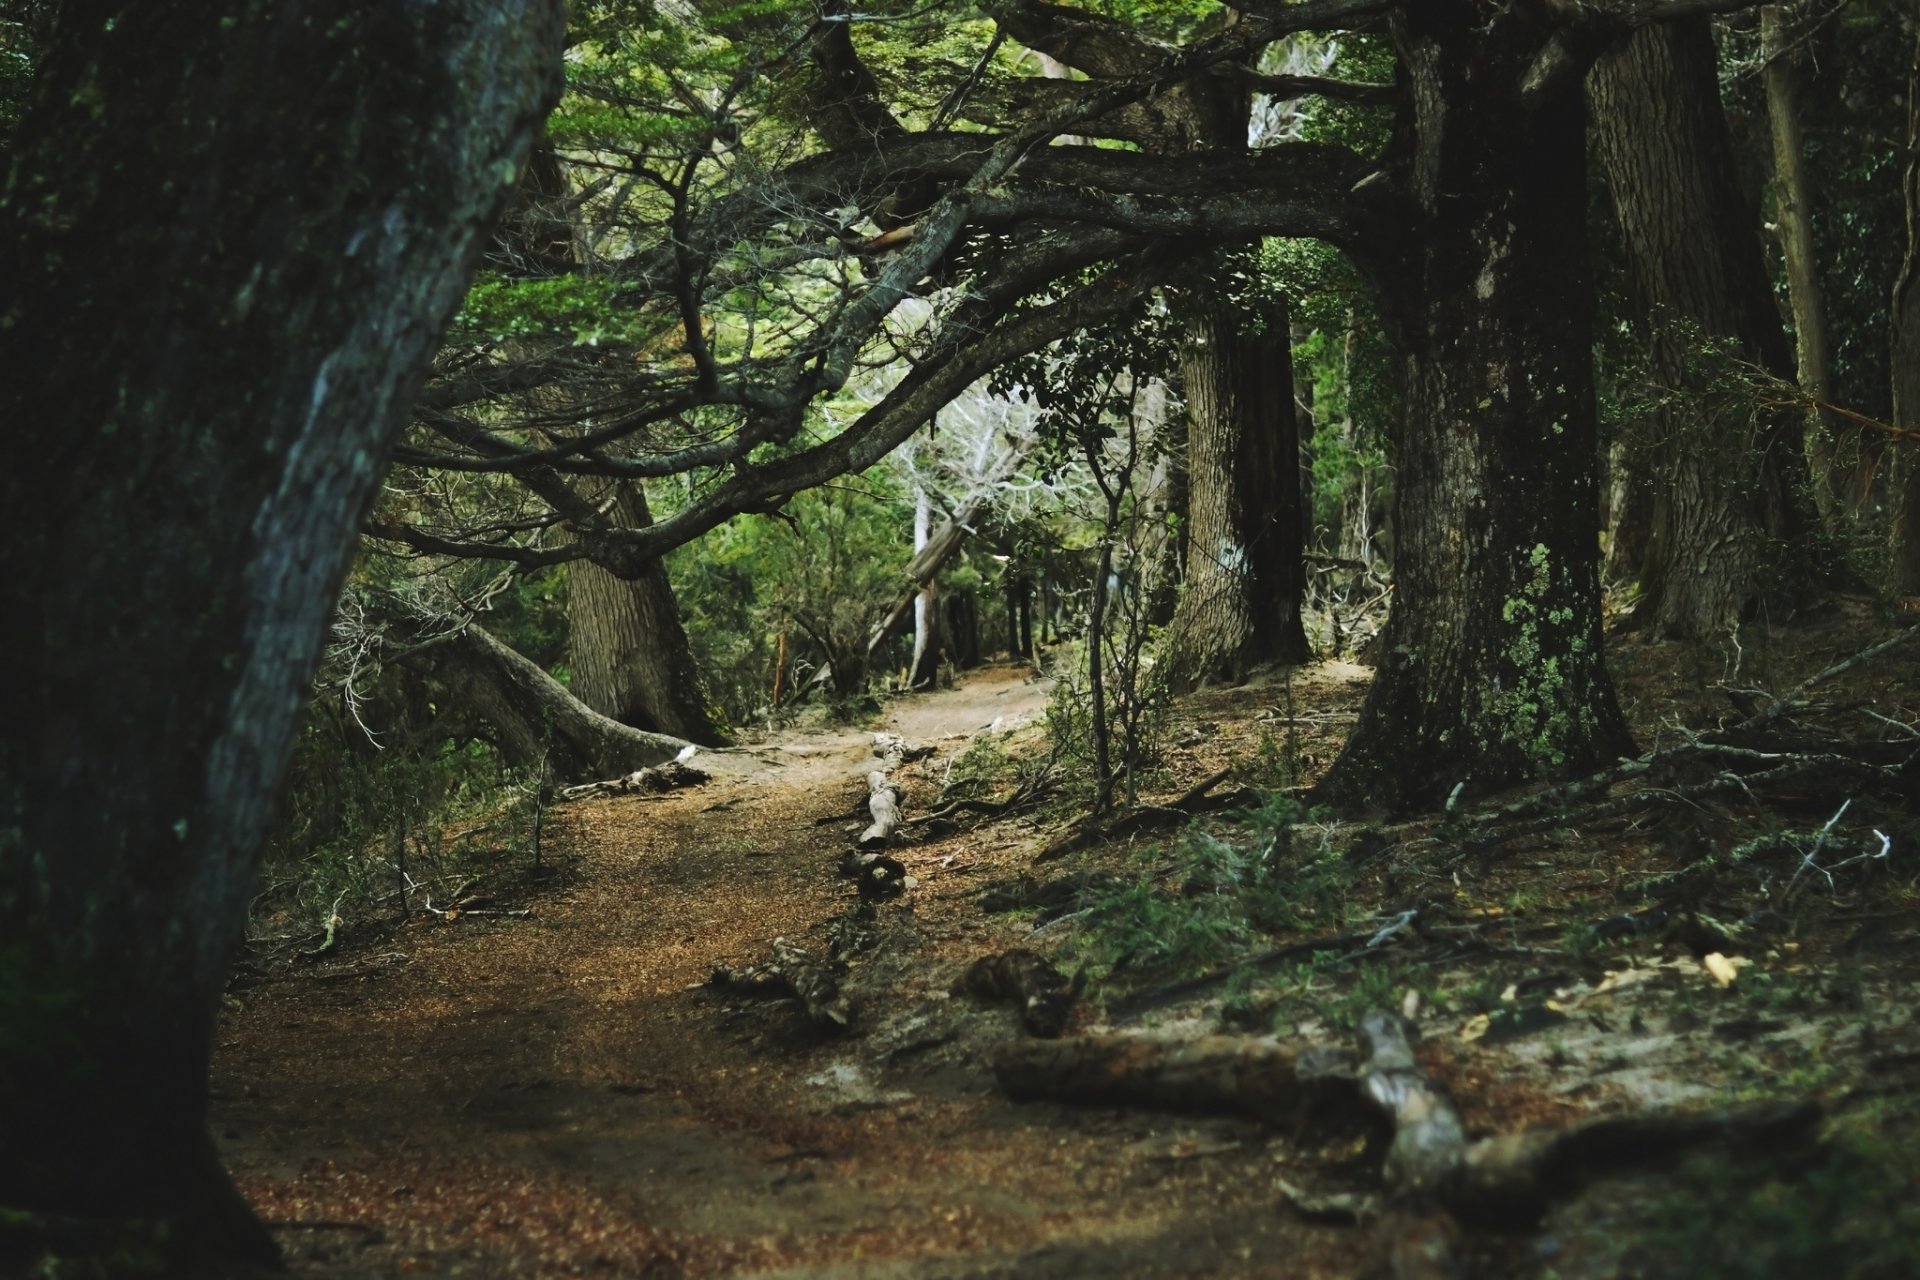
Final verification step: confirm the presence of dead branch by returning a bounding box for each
[711,937,851,1028]
[994,1032,1367,1128]
[953,948,1082,1037]
[1035,773,1257,862]
[558,756,708,801]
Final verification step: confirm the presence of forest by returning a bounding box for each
[6,0,1920,1275]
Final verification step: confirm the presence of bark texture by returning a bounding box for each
[416,626,691,781]
[1763,3,1849,524]
[0,0,562,1258]
[1320,2,1633,812]
[996,0,1312,684]
[1588,18,1806,638]
[567,481,729,745]
[1892,18,1920,593]
[1166,291,1314,686]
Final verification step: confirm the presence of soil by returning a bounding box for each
[213,604,1920,1279]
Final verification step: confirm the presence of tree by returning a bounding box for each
[1587,15,1808,639]
[1893,11,1920,592]
[978,2,1317,686]
[0,0,562,1262]
[565,480,730,744]
[1167,283,1314,684]
[368,0,1752,813]
[1318,2,1646,809]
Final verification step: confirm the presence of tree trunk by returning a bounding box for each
[910,487,941,688]
[1891,17,1920,594]
[1166,290,1314,687]
[1319,4,1634,812]
[567,480,729,745]
[0,0,561,1262]
[417,625,691,781]
[1587,17,1808,639]
[1764,3,1852,525]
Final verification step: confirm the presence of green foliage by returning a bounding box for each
[1293,32,1396,155]
[452,274,661,347]
[1069,796,1353,982]
[1266,239,1396,555]
[667,481,909,722]
[260,697,552,940]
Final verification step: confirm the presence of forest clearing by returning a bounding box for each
[212,616,1920,1279]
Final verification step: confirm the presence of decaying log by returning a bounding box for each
[558,755,708,801]
[953,948,1082,1037]
[994,1033,1368,1128]
[860,770,904,849]
[1348,1009,1820,1277]
[710,937,851,1028]
[998,1012,1821,1278]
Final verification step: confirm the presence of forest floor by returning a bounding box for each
[215,598,1920,1279]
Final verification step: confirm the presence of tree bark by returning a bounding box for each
[1891,16,1920,594]
[1764,3,1851,525]
[1587,17,1808,639]
[1166,289,1314,687]
[416,625,691,781]
[1319,3,1634,812]
[0,0,561,1260]
[567,480,729,745]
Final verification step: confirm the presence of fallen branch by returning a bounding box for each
[558,755,708,801]
[994,1032,1367,1128]
[1035,773,1257,862]
[711,937,851,1028]
[954,948,1082,1037]
[1724,622,1920,737]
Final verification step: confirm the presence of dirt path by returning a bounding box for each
[214,665,1366,1278]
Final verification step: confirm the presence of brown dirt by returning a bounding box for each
[214,606,1920,1279]
[216,663,1369,1278]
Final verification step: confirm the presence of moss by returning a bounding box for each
[1485,542,1599,772]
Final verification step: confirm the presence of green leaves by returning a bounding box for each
[452,274,655,347]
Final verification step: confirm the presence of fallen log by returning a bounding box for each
[558,754,708,801]
[953,948,1082,1037]
[996,1013,1821,1279]
[710,937,851,1028]
[859,770,904,849]
[994,1033,1367,1129]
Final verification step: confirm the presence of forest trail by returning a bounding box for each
[216,616,1920,1279]
[214,664,1367,1278]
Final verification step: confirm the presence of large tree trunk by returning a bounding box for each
[1319,3,1634,812]
[420,626,691,780]
[1166,289,1314,687]
[1588,17,1808,639]
[0,0,561,1262]
[1891,17,1920,594]
[567,480,730,745]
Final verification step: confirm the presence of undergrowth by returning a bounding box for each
[1066,795,1355,982]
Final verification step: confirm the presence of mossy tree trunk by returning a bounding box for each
[1318,1,1634,812]
[0,0,561,1262]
